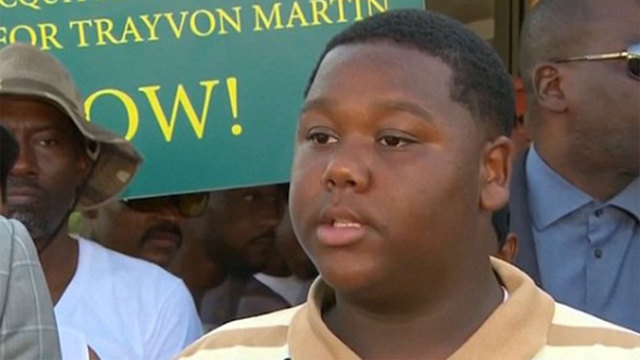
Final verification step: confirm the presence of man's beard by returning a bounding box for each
[7,177,54,241]
[211,242,260,277]
[224,252,258,276]
[223,236,275,276]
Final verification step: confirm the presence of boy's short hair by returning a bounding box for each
[304,9,514,137]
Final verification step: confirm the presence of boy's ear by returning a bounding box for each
[480,136,513,212]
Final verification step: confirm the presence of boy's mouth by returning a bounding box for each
[316,210,366,247]
[332,219,362,228]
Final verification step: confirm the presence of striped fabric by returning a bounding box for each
[176,258,640,360]
[0,217,61,360]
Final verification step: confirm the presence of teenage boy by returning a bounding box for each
[176,9,640,359]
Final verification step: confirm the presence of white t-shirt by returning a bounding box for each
[54,238,202,360]
[58,327,89,360]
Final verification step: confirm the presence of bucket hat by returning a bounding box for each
[0,43,143,210]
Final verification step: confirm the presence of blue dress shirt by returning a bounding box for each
[526,147,639,331]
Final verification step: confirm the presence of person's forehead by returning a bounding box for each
[305,42,474,129]
[0,95,75,131]
[316,42,452,85]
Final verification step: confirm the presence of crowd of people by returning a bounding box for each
[0,0,638,359]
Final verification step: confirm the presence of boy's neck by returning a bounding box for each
[323,262,503,360]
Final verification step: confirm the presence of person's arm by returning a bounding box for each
[0,217,62,360]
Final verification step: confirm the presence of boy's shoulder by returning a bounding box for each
[176,305,302,359]
[533,302,640,359]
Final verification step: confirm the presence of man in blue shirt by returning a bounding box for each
[512,0,639,331]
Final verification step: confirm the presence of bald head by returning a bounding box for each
[520,0,639,104]
[519,0,595,96]
[518,0,640,200]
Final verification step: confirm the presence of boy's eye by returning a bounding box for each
[378,135,414,147]
[307,129,338,145]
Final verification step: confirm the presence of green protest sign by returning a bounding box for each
[1,0,424,198]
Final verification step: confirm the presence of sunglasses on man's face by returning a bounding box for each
[552,42,640,80]
[122,193,209,218]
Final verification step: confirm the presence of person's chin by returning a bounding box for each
[246,259,268,274]
[141,249,174,268]
[8,210,47,237]
[228,264,260,277]
[140,237,180,266]
[319,261,382,293]
[7,201,42,215]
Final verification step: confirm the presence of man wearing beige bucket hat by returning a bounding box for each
[0,43,202,359]
[0,124,62,360]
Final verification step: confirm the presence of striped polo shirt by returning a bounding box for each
[176,258,640,359]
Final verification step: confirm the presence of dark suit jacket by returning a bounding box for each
[509,150,542,286]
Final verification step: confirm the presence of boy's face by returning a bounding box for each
[290,42,491,297]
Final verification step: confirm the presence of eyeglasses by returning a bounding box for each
[123,193,209,218]
[551,42,640,80]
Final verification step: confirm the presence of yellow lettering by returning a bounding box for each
[310,0,332,25]
[253,3,283,31]
[0,0,17,9]
[0,27,7,45]
[351,0,363,21]
[38,23,63,50]
[95,18,124,46]
[139,80,219,142]
[287,2,310,28]
[367,0,388,15]
[120,16,144,43]
[216,7,242,34]
[189,9,216,37]
[330,0,349,23]
[69,20,92,48]
[85,89,139,141]
[139,14,162,41]
[18,0,39,10]
[9,25,37,46]
[164,11,189,39]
